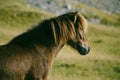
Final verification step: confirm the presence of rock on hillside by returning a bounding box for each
[24,0,120,14]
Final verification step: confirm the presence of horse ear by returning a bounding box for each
[75,11,78,14]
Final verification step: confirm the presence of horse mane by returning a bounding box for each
[9,12,87,46]
[50,12,88,45]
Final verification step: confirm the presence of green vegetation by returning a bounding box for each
[51,24,120,80]
[0,0,120,80]
[0,0,53,44]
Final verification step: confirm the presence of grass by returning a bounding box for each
[0,0,53,44]
[51,24,120,80]
[0,0,120,80]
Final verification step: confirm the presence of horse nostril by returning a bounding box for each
[82,46,90,54]
[82,44,90,52]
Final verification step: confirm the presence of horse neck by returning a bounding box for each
[33,43,64,66]
[34,42,64,56]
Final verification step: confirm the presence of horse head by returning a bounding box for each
[51,11,90,55]
[67,12,90,55]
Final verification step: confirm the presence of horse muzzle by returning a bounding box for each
[78,45,90,55]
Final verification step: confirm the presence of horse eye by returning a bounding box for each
[79,32,84,40]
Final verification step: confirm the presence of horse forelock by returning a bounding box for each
[50,15,76,45]
[50,12,88,45]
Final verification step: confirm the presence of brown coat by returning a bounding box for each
[0,12,90,80]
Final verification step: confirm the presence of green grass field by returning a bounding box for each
[0,0,120,80]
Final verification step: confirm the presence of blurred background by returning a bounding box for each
[24,0,120,14]
[0,0,120,80]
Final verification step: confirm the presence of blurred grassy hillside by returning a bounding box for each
[0,0,120,80]
[0,0,53,44]
[73,2,120,26]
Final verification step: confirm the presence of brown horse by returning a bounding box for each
[0,11,90,80]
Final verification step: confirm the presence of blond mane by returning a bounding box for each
[50,12,88,45]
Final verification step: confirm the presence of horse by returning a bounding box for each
[0,11,90,80]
